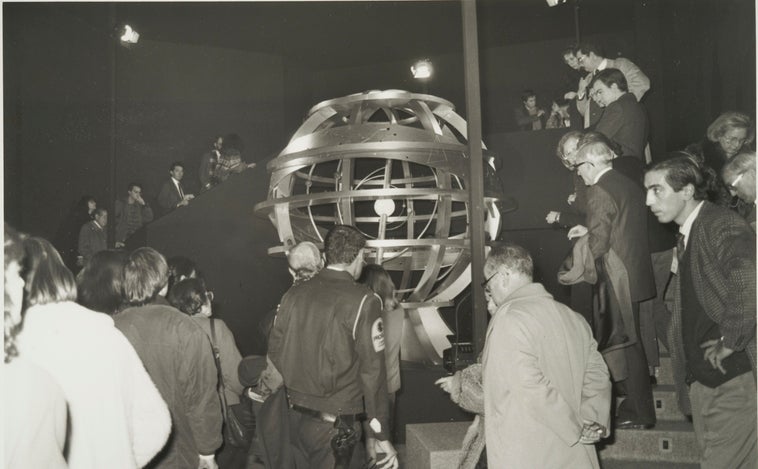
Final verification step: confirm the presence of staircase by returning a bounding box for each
[598,345,699,468]
[405,344,701,468]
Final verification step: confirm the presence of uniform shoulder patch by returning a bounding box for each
[371,317,385,352]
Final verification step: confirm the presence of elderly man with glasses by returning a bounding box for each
[478,243,611,468]
[567,139,658,430]
[722,150,757,231]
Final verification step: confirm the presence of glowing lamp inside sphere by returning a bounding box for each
[374,199,395,217]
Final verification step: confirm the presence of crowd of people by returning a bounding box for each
[450,41,756,468]
[5,37,756,469]
[4,220,406,469]
[51,133,257,274]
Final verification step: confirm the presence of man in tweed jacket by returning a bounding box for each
[645,156,756,468]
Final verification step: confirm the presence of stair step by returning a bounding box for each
[615,386,687,423]
[601,459,699,469]
[599,420,699,464]
[652,385,688,422]
[407,420,699,468]
[405,421,471,469]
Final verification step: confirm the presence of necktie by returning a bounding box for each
[177,181,185,199]
[675,233,686,267]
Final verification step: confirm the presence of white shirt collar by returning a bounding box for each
[592,166,613,185]
[679,201,705,248]
[171,177,181,186]
[597,58,609,71]
[93,220,103,230]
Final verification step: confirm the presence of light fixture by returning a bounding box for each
[119,25,139,44]
[411,59,433,80]
[374,199,396,217]
[546,0,568,5]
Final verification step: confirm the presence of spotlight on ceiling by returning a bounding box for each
[119,25,140,44]
[546,0,568,5]
[411,59,433,80]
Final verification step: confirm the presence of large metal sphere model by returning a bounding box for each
[254,90,503,363]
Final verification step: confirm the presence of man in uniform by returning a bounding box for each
[268,225,398,469]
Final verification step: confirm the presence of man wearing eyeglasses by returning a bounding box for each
[573,42,650,129]
[722,151,756,232]
[568,140,657,430]
[480,243,611,468]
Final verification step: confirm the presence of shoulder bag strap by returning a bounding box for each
[209,318,229,421]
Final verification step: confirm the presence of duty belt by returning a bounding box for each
[291,404,365,424]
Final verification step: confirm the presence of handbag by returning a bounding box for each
[209,318,256,448]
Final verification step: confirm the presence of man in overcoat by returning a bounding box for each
[482,243,611,468]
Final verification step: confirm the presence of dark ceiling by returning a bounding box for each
[44,1,636,69]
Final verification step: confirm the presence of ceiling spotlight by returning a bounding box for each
[411,59,433,80]
[546,0,568,6]
[120,25,140,44]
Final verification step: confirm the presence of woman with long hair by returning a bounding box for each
[16,237,170,469]
[3,225,68,468]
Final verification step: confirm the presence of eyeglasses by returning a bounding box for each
[481,271,500,291]
[726,172,744,191]
[576,54,587,64]
[206,290,214,302]
[720,136,747,147]
[571,161,591,171]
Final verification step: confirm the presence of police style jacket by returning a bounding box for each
[268,267,390,440]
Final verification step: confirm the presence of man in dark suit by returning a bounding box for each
[568,140,657,429]
[157,161,194,215]
[574,42,650,129]
[644,156,756,468]
[589,68,648,161]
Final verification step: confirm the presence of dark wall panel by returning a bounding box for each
[658,0,756,151]
[4,4,112,239]
[487,129,575,304]
[114,40,286,202]
[488,129,574,231]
